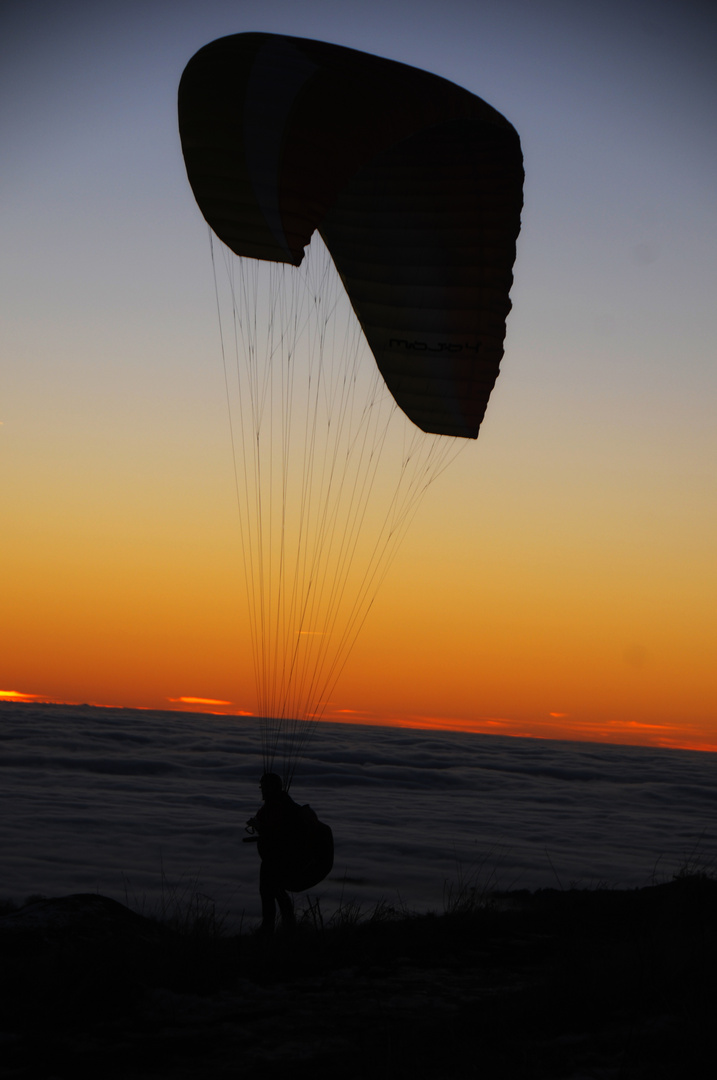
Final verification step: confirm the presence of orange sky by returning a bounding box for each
[4,397,716,754]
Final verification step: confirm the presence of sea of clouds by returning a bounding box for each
[1,703,715,929]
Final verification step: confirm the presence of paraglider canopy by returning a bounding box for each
[178,33,523,439]
[178,36,523,777]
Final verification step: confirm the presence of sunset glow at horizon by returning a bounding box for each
[2,1,715,759]
[3,687,716,755]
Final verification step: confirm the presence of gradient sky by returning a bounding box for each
[2,0,716,750]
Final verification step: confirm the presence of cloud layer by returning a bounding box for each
[2,703,714,927]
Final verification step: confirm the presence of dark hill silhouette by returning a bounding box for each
[2,876,716,1077]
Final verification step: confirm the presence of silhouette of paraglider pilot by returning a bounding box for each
[245,772,334,935]
[246,773,300,934]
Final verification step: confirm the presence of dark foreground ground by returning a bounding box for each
[1,877,715,1079]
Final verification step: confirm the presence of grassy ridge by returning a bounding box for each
[1,874,716,1078]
